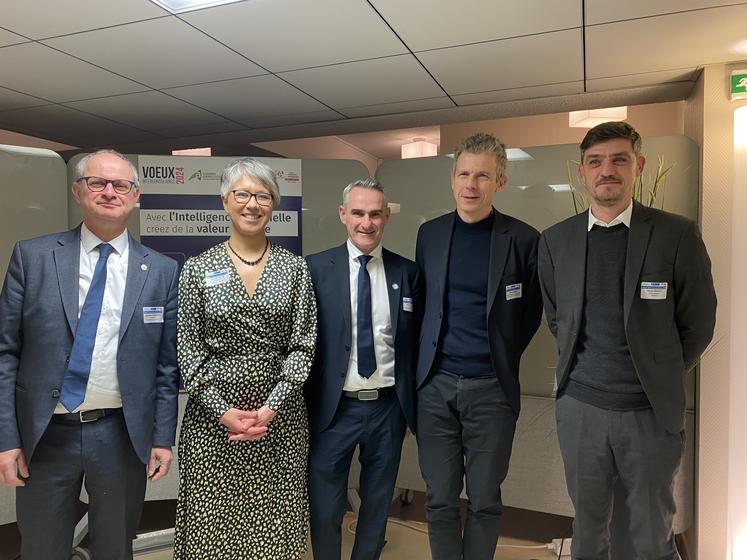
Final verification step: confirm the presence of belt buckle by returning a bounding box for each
[79,410,101,423]
[358,389,379,401]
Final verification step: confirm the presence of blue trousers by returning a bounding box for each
[309,392,406,560]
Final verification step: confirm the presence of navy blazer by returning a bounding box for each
[415,210,543,414]
[305,243,423,433]
[0,226,180,464]
[538,201,717,433]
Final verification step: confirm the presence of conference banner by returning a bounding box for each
[138,155,302,268]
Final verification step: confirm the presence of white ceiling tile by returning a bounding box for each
[418,29,582,96]
[0,43,147,102]
[0,105,159,147]
[452,82,584,106]
[158,120,246,138]
[587,69,698,93]
[371,0,581,51]
[340,97,455,118]
[243,110,345,129]
[586,0,745,25]
[2,0,168,39]
[0,28,27,47]
[44,17,265,89]
[280,55,444,108]
[183,0,406,72]
[0,87,50,112]
[165,74,331,121]
[586,5,747,78]
[64,91,234,132]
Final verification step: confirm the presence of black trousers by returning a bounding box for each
[16,410,145,560]
[555,394,683,560]
[309,392,406,560]
[417,372,516,560]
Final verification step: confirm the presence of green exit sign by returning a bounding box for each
[732,70,747,100]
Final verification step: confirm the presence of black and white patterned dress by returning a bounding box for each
[174,242,317,560]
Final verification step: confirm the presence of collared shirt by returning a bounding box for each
[344,239,395,391]
[54,224,129,413]
[587,200,633,231]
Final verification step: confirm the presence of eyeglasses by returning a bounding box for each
[77,176,137,194]
[231,190,274,207]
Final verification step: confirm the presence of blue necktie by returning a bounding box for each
[60,243,114,412]
[356,255,376,378]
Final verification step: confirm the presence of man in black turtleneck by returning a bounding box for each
[415,133,543,560]
[538,122,716,560]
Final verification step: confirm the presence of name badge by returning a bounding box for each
[506,283,522,301]
[205,269,231,287]
[143,307,164,323]
[403,297,413,312]
[641,282,668,300]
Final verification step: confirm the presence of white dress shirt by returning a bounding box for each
[588,201,633,231]
[344,239,395,391]
[55,224,129,413]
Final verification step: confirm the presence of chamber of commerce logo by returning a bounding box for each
[142,166,184,184]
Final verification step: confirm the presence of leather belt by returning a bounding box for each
[342,387,395,401]
[52,408,122,424]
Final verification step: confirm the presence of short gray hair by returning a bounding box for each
[74,149,139,187]
[452,132,508,178]
[219,157,281,206]
[341,178,387,207]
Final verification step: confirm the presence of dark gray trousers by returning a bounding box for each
[16,410,145,560]
[555,394,683,560]
[417,372,516,560]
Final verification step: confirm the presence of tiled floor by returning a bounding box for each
[137,512,561,560]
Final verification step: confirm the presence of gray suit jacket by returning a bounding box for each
[0,226,179,464]
[538,201,717,434]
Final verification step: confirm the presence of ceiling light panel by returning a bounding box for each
[149,0,243,14]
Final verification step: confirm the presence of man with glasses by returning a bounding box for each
[0,149,179,560]
[305,179,422,560]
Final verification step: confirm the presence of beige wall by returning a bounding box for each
[253,135,380,177]
[440,101,686,151]
[685,62,747,559]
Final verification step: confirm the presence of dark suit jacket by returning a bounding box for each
[0,226,180,464]
[305,243,423,433]
[415,210,543,414]
[538,201,717,434]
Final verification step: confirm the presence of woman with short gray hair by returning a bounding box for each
[174,157,317,560]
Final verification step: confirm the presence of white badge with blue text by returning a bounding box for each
[403,297,413,313]
[506,283,522,301]
[205,269,231,287]
[641,281,668,300]
[143,307,164,324]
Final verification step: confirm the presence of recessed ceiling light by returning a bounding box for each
[506,148,534,161]
[569,107,627,128]
[149,0,244,14]
[549,184,572,192]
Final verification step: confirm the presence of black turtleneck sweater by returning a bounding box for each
[436,211,494,377]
